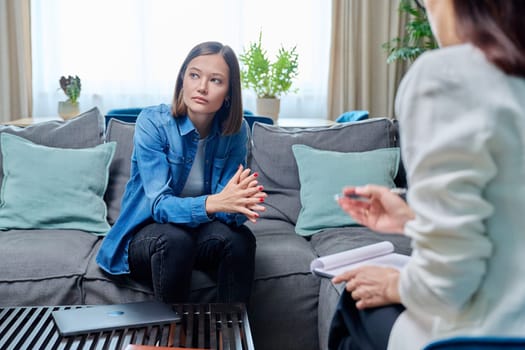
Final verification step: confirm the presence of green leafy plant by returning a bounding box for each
[239,32,299,99]
[59,75,81,103]
[382,0,438,63]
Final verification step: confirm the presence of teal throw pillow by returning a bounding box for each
[292,144,400,236]
[0,133,116,235]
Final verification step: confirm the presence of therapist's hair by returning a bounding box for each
[172,41,244,135]
[452,0,525,77]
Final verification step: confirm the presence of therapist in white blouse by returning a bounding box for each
[332,0,525,349]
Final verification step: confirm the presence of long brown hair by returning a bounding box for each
[452,0,525,77]
[171,41,243,135]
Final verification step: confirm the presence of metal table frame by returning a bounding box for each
[0,303,254,350]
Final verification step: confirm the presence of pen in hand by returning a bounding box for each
[333,188,407,201]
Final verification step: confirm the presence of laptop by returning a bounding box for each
[52,300,181,336]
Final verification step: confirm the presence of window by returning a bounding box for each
[31,0,331,119]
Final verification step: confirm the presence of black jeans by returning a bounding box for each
[328,289,405,350]
[128,220,256,304]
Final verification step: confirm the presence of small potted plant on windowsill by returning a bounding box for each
[58,75,81,119]
[239,31,299,122]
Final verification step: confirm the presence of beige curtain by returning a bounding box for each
[0,0,32,122]
[328,0,410,121]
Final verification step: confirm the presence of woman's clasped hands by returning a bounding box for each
[206,164,267,223]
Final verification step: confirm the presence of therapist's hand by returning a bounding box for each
[332,265,401,309]
[336,185,414,234]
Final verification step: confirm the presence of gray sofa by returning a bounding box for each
[0,107,411,350]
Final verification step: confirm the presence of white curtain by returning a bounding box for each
[327,0,409,121]
[31,0,331,120]
[0,0,32,122]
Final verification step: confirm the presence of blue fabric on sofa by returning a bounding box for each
[336,110,369,123]
[244,115,274,130]
[105,107,144,126]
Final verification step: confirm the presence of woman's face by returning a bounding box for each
[424,0,461,47]
[182,53,230,119]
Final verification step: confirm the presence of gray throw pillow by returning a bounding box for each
[0,107,105,194]
[248,118,399,225]
[104,118,135,225]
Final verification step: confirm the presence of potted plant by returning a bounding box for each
[58,75,81,119]
[382,0,437,63]
[239,32,299,121]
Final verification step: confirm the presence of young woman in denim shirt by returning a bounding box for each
[97,41,267,304]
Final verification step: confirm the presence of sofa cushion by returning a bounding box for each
[254,233,318,278]
[310,226,412,258]
[0,229,99,306]
[0,107,105,193]
[83,239,155,304]
[0,133,116,234]
[105,119,135,225]
[248,118,400,224]
[292,145,400,235]
[245,217,297,237]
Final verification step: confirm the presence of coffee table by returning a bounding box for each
[0,303,254,350]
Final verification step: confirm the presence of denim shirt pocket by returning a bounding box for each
[212,156,228,192]
[166,152,186,189]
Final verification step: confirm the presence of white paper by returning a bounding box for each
[310,241,409,278]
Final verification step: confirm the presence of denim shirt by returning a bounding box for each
[96,104,250,274]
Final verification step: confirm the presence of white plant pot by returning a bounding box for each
[256,98,280,123]
[58,101,80,120]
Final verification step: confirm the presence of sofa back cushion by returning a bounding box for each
[104,118,135,225]
[248,118,403,225]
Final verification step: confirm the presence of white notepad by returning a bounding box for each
[52,300,181,336]
[310,241,410,278]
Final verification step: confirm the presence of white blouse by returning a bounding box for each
[388,44,525,349]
